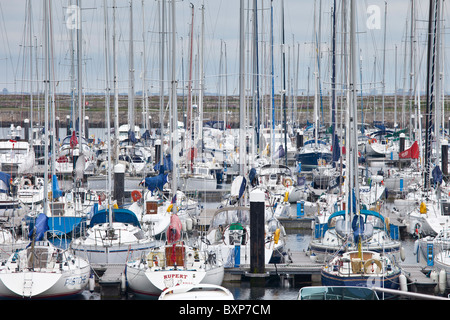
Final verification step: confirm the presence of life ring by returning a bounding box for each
[364,259,382,274]
[283,178,293,188]
[131,190,142,202]
[21,178,32,188]
[372,138,377,143]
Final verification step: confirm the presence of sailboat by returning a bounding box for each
[295,1,332,171]
[70,0,156,270]
[126,214,224,297]
[202,200,286,266]
[311,0,403,278]
[321,249,402,291]
[320,0,403,293]
[400,0,448,239]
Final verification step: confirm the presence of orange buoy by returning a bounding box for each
[131,190,142,202]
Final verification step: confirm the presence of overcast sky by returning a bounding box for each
[0,0,445,99]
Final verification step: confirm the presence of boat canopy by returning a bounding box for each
[89,208,141,228]
[327,209,385,224]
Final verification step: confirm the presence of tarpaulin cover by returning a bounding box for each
[399,141,419,159]
[432,166,443,185]
[154,154,172,173]
[167,214,182,243]
[28,213,49,241]
[52,174,64,199]
[0,172,10,193]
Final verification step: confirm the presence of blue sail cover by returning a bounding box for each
[28,213,49,241]
[128,130,137,143]
[278,145,285,158]
[141,130,150,140]
[352,214,365,244]
[52,175,63,199]
[0,172,10,193]
[432,166,443,185]
[89,208,141,228]
[154,154,172,173]
[238,176,247,200]
[332,134,340,162]
[249,168,257,186]
[143,173,168,192]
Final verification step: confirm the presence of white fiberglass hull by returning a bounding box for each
[0,263,90,299]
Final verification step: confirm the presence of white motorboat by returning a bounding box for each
[180,161,218,191]
[0,124,31,174]
[158,284,234,300]
[13,175,45,207]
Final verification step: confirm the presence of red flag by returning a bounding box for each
[69,131,78,149]
[399,141,419,159]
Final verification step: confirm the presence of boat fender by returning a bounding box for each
[274,228,281,244]
[283,192,289,203]
[419,202,427,214]
[89,274,95,293]
[186,218,193,231]
[439,269,447,294]
[131,190,142,202]
[430,270,438,284]
[400,246,405,262]
[121,273,126,294]
[399,274,408,292]
[385,217,390,233]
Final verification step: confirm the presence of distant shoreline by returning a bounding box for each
[0,93,443,129]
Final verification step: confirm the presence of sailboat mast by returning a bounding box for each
[424,0,439,190]
[350,0,360,216]
[113,0,119,164]
[77,0,83,143]
[270,0,275,164]
[128,0,135,135]
[103,0,113,225]
[186,3,194,172]
[171,0,178,213]
[239,0,246,177]
[43,0,50,217]
[281,0,287,166]
[381,1,387,125]
[198,4,205,146]
[159,0,165,165]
